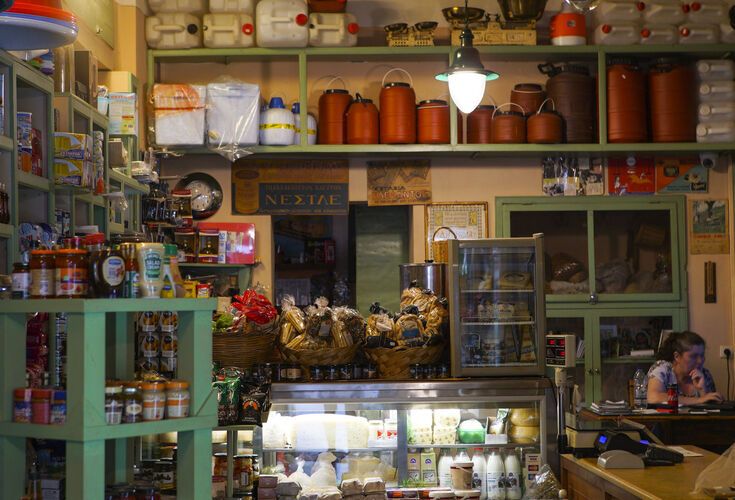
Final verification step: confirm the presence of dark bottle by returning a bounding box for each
[84,233,125,298]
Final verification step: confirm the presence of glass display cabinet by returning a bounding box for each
[447,236,546,377]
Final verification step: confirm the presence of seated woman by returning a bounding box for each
[647,330,724,405]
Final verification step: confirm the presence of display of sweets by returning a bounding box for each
[136,311,179,379]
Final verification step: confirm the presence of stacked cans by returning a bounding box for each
[136,311,179,378]
[54,313,68,388]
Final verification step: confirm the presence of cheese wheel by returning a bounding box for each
[509,408,540,427]
[509,425,540,444]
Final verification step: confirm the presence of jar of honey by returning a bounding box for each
[55,249,89,298]
[30,249,56,298]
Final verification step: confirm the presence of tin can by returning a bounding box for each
[365,363,378,379]
[50,389,66,424]
[196,283,211,298]
[667,383,679,413]
[138,330,160,357]
[137,355,160,372]
[325,365,339,381]
[410,364,422,379]
[161,331,178,358]
[310,365,324,382]
[13,388,32,423]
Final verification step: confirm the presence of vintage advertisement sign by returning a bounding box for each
[367,159,432,206]
[690,199,729,255]
[655,157,708,193]
[232,159,348,215]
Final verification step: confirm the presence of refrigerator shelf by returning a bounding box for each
[461,289,534,294]
[460,320,535,326]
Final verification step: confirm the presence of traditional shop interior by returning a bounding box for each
[1,0,735,499]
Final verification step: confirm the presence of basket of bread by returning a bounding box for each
[279,296,365,370]
[212,289,279,370]
[363,283,449,379]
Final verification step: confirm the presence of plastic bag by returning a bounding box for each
[522,464,564,499]
[206,79,260,161]
[279,295,306,346]
[149,83,207,147]
[311,452,338,487]
[231,289,278,328]
[286,459,310,489]
[693,442,735,496]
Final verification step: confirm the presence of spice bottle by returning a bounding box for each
[165,380,190,419]
[120,243,140,298]
[29,249,56,299]
[55,249,88,298]
[11,262,30,299]
[105,384,124,425]
[122,384,143,423]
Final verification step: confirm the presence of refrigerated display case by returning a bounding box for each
[260,379,555,492]
[447,236,546,377]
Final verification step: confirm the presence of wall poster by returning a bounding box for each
[425,202,489,261]
[232,158,348,215]
[690,199,729,255]
[367,159,432,206]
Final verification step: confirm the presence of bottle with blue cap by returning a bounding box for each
[291,102,317,145]
[259,96,295,146]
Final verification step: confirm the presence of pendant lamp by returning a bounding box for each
[435,0,499,114]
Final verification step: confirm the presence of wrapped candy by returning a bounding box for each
[393,306,425,347]
[279,295,305,345]
[230,289,278,335]
[366,303,395,348]
[333,307,366,347]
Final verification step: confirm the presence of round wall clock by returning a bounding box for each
[175,172,223,220]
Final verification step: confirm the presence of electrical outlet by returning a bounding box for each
[719,345,733,359]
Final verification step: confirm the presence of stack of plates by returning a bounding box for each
[0,0,78,50]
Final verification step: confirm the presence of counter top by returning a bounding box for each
[561,445,717,500]
[580,408,735,421]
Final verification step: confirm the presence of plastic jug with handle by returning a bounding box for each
[721,22,735,43]
[256,0,309,48]
[686,1,728,23]
[593,0,643,23]
[146,13,202,49]
[679,23,720,43]
[699,81,735,103]
[593,22,641,44]
[203,13,255,48]
[291,102,317,145]
[308,12,359,46]
[148,0,206,14]
[642,0,687,24]
[209,0,256,14]
[699,102,735,123]
[640,24,678,43]
[260,97,296,146]
[697,59,735,80]
[697,121,735,143]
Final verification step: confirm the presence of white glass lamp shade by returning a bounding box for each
[448,72,487,114]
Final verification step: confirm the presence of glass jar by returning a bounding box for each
[55,249,89,298]
[122,385,143,423]
[197,229,219,263]
[171,189,193,228]
[85,233,125,298]
[154,460,176,491]
[29,249,56,298]
[165,380,190,419]
[11,262,30,299]
[142,382,166,421]
[174,229,196,263]
[135,487,161,500]
[62,236,84,249]
[119,243,140,299]
[105,384,124,425]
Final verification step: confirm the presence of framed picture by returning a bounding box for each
[599,324,618,359]
[425,202,489,261]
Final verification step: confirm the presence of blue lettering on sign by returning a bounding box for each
[258,183,348,214]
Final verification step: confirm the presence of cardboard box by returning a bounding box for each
[74,50,98,105]
[55,158,93,187]
[655,157,708,193]
[198,222,256,264]
[607,157,655,195]
[108,92,138,135]
[54,133,91,161]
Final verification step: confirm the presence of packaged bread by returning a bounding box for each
[340,479,364,496]
[400,283,439,315]
[279,295,306,346]
[424,297,449,341]
[332,307,366,348]
[366,303,395,348]
[363,477,386,494]
[499,271,532,290]
[393,306,425,347]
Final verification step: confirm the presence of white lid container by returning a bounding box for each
[699,102,735,123]
[209,0,256,14]
[593,22,641,45]
[593,0,643,23]
[260,97,296,146]
[679,23,720,43]
[697,59,735,80]
[145,13,202,49]
[699,81,735,102]
[308,12,359,47]
[291,103,317,145]
[642,0,687,24]
[640,24,679,44]
[148,0,206,14]
[203,13,255,48]
[256,0,309,48]
[696,121,735,143]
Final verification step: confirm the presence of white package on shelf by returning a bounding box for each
[288,414,369,450]
[206,81,261,159]
[209,0,256,14]
[147,0,207,14]
[146,13,202,49]
[203,13,256,48]
[153,84,207,146]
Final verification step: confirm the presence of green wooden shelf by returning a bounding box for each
[76,193,107,207]
[0,415,216,441]
[109,169,150,195]
[0,297,217,314]
[17,171,51,192]
[14,60,53,93]
[179,263,252,268]
[54,183,94,194]
[0,223,13,238]
[0,135,12,152]
[602,357,656,365]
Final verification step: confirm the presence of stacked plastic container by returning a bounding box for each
[592,0,732,45]
[696,59,735,143]
[203,0,256,48]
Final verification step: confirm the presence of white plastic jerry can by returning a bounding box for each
[699,81,735,102]
[308,12,359,46]
[640,24,679,43]
[209,0,256,15]
[593,0,643,23]
[146,13,202,49]
[721,22,735,43]
[147,0,207,14]
[203,13,255,48]
[256,0,310,48]
[679,23,720,43]
[696,121,735,142]
[593,22,641,44]
[642,0,687,24]
[697,59,735,80]
[685,1,728,23]
[699,102,735,123]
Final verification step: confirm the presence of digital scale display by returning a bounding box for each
[545,334,576,368]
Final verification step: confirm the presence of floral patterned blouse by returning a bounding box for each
[647,360,716,396]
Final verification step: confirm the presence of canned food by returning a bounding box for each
[138,331,160,357]
[325,365,339,381]
[340,364,354,380]
[138,311,159,332]
[310,365,324,382]
[160,311,178,331]
[196,283,211,298]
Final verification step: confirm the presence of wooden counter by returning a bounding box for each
[561,445,717,500]
[579,408,735,453]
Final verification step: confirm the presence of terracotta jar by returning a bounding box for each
[346,93,379,144]
[539,62,595,143]
[417,99,450,144]
[527,98,563,144]
[466,105,495,144]
[379,68,416,144]
[511,83,546,116]
[317,77,352,144]
[649,59,696,142]
[607,58,647,143]
[491,103,526,144]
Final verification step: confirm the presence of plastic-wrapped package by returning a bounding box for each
[693,442,735,496]
[521,464,563,499]
[206,81,260,160]
[152,84,207,146]
[279,295,306,346]
[311,452,338,487]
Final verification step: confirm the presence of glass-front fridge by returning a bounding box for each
[448,235,546,377]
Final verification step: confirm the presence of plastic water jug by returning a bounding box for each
[256,0,309,48]
[146,13,202,49]
[203,14,255,48]
[686,1,728,23]
[291,103,317,145]
[593,0,643,23]
[699,81,735,102]
[679,23,720,42]
[642,0,687,24]
[699,102,735,123]
[308,13,359,46]
[640,24,679,43]
[697,59,735,80]
[696,121,735,142]
[721,23,735,43]
[593,23,641,44]
[148,0,206,14]
[260,97,296,145]
[209,0,256,14]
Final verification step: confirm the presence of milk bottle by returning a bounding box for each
[472,448,487,500]
[485,449,505,500]
[504,449,522,500]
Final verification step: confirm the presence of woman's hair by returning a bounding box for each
[657,330,706,362]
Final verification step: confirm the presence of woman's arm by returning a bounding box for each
[647,376,722,405]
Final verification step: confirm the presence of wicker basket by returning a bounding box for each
[279,343,360,368]
[212,324,277,370]
[365,343,445,380]
[431,226,458,263]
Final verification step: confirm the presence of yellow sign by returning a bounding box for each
[367,160,432,206]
